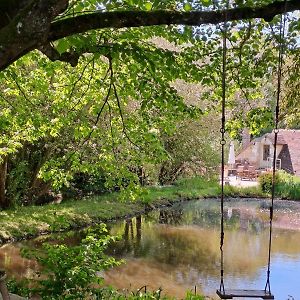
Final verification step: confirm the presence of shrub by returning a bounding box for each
[20,224,121,299]
[95,287,205,299]
[258,172,279,194]
[259,170,300,200]
[275,170,300,200]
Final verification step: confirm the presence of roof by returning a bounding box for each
[236,129,300,176]
[277,129,300,176]
[254,131,287,145]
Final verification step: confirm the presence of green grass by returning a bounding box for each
[0,177,220,243]
[3,174,297,244]
[257,170,300,200]
[275,170,300,200]
[223,185,266,198]
[0,196,140,243]
[143,177,220,203]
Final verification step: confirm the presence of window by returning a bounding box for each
[267,157,281,170]
[263,145,270,161]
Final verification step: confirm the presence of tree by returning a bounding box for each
[0,29,201,206]
[0,0,299,208]
[158,115,220,184]
[0,0,299,71]
[281,48,300,128]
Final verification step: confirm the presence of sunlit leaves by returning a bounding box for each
[201,0,211,7]
[1,0,299,204]
[281,49,300,128]
[183,3,192,11]
[145,2,153,10]
[56,39,71,55]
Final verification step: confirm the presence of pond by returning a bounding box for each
[1,198,300,299]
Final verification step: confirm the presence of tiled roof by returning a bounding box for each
[255,132,287,145]
[277,129,300,176]
[236,129,300,176]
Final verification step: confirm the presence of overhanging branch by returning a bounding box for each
[39,43,79,66]
[49,0,300,41]
[0,0,299,71]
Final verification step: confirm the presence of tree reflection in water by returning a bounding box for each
[159,209,183,225]
[106,199,300,298]
[2,199,300,298]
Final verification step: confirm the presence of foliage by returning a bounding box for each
[0,177,220,242]
[96,288,205,299]
[173,176,219,195]
[258,170,300,200]
[64,172,108,198]
[6,278,32,299]
[258,172,279,194]
[0,0,299,209]
[95,287,169,300]
[223,185,266,199]
[8,283,206,300]
[275,170,300,200]
[21,224,121,299]
[184,291,205,300]
[281,48,300,128]
[276,183,300,201]
[1,24,203,206]
[158,115,220,184]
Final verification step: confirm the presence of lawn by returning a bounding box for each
[0,177,220,243]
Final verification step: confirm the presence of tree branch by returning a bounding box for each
[39,43,79,66]
[0,0,69,71]
[0,0,299,71]
[49,0,300,41]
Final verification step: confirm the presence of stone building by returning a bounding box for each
[236,129,300,176]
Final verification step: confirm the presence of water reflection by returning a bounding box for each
[158,209,184,225]
[106,199,300,299]
[1,199,300,299]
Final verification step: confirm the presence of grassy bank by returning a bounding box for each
[273,171,300,200]
[2,174,298,244]
[0,177,220,244]
[223,170,300,201]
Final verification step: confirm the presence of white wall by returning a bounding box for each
[236,137,283,169]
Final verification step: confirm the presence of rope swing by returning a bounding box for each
[216,1,287,299]
[265,2,287,295]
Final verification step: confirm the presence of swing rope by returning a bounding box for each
[265,1,287,293]
[219,3,228,294]
[218,0,287,297]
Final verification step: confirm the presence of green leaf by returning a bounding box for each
[145,2,153,10]
[201,0,211,7]
[183,3,192,11]
[56,39,70,54]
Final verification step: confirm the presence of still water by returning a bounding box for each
[105,199,300,299]
[1,198,300,299]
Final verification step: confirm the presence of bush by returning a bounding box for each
[19,224,121,299]
[94,288,205,299]
[258,170,300,200]
[258,172,279,194]
[224,185,265,198]
[275,171,300,200]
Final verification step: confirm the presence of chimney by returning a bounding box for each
[242,128,251,148]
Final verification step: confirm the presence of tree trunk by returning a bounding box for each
[0,157,9,209]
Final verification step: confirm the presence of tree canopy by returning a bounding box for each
[0,0,299,70]
[0,0,299,208]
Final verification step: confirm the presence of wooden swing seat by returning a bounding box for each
[216,289,274,299]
